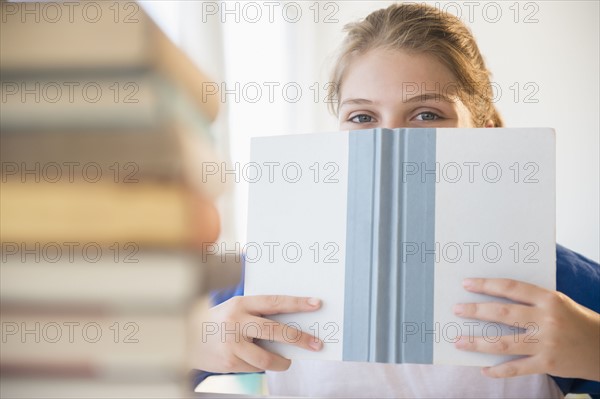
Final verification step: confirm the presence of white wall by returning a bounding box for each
[143,1,599,262]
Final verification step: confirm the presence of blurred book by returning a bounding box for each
[0,75,215,135]
[1,128,185,183]
[0,377,189,399]
[0,1,219,123]
[0,311,188,380]
[1,252,204,312]
[0,125,226,202]
[0,181,220,247]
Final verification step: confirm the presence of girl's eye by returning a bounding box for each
[415,111,441,121]
[350,114,374,123]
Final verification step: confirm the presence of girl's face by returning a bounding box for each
[338,48,489,130]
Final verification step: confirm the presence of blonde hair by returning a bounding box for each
[328,3,503,127]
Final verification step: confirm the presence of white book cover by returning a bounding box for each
[244,128,555,366]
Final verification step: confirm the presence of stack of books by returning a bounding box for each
[1,2,222,397]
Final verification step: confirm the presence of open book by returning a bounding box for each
[244,128,555,367]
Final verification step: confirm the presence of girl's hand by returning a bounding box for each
[453,278,600,381]
[190,295,323,373]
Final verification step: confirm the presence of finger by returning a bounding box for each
[228,355,265,373]
[213,351,264,374]
[480,355,542,378]
[242,316,323,352]
[462,278,548,305]
[235,341,292,372]
[453,302,537,326]
[240,295,321,316]
[455,334,539,356]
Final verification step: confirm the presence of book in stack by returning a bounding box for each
[1,2,222,397]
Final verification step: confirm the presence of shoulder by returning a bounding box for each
[553,244,600,396]
[556,244,599,312]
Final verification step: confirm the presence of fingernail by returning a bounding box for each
[455,337,467,349]
[309,339,323,351]
[462,279,474,289]
[453,304,465,315]
[307,297,321,307]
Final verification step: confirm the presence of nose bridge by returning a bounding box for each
[381,111,406,129]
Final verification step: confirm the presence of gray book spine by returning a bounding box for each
[343,128,436,364]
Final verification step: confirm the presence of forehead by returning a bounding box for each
[339,48,460,102]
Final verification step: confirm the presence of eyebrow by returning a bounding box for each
[340,93,456,108]
[339,98,374,108]
[404,93,456,104]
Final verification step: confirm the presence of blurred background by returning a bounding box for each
[142,0,599,263]
[0,1,598,398]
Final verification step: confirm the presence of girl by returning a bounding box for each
[193,3,599,397]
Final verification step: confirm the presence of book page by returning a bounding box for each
[245,132,349,360]
[433,128,555,366]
